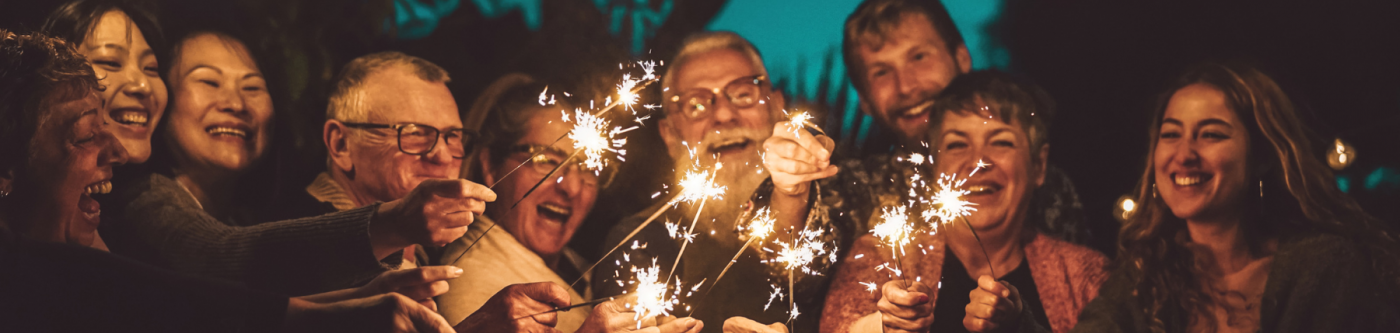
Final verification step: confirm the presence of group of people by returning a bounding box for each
[1,0,1397,332]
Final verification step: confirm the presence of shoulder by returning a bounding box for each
[1273,233,1367,275]
[1028,233,1109,268]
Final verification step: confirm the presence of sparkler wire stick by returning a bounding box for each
[786,231,796,329]
[701,236,758,298]
[664,170,718,284]
[509,149,582,210]
[568,194,682,289]
[512,296,618,320]
[962,216,996,278]
[447,150,581,267]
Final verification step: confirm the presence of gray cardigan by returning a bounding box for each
[102,173,399,296]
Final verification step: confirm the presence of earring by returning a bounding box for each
[1259,180,1264,198]
[1,189,8,198]
[1152,183,1158,198]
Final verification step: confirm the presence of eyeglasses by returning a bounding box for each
[341,122,475,158]
[666,75,768,121]
[509,144,608,187]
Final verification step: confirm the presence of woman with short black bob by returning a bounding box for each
[1070,62,1400,332]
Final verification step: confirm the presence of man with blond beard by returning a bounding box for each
[593,31,853,331]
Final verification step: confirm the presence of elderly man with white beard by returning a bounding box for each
[592,31,854,332]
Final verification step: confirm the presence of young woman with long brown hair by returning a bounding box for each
[1070,62,1400,332]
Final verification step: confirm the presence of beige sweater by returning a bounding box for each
[436,216,592,331]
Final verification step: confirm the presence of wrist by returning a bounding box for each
[370,201,409,258]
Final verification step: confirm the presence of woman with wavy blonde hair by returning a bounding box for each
[1072,62,1400,333]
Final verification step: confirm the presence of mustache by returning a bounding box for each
[698,127,768,151]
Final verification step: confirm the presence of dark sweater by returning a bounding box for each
[0,234,286,332]
[101,173,398,296]
[1071,233,1400,333]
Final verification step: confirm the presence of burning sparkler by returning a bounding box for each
[872,206,916,287]
[570,161,726,289]
[763,227,836,328]
[703,207,776,299]
[452,61,662,274]
[626,260,680,329]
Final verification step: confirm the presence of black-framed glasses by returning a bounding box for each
[509,144,609,187]
[342,122,475,158]
[666,74,768,121]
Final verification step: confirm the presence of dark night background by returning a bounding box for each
[2,0,1397,259]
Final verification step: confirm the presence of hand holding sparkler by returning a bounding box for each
[963,276,1025,332]
[722,317,788,333]
[372,179,496,256]
[577,295,705,333]
[877,279,934,333]
[762,115,838,197]
[454,282,570,331]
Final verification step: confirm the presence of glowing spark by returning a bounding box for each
[625,260,681,328]
[538,87,550,106]
[923,173,977,225]
[675,163,725,203]
[969,159,990,176]
[764,286,783,310]
[786,110,814,138]
[861,281,878,293]
[569,111,624,171]
[907,152,925,165]
[742,207,776,240]
[873,206,914,252]
[617,74,641,111]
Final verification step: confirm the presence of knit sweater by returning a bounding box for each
[436,215,592,330]
[0,233,287,332]
[102,172,398,295]
[1070,233,1400,333]
[822,233,1109,333]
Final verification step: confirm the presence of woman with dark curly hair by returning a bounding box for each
[1068,62,1400,332]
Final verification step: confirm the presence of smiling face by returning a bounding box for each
[165,33,272,177]
[482,109,599,259]
[854,13,969,145]
[23,90,128,247]
[660,48,778,192]
[932,108,1044,233]
[345,65,463,203]
[1154,83,1251,223]
[77,10,167,164]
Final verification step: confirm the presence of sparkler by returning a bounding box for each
[452,61,662,270]
[665,162,724,283]
[872,206,916,287]
[568,162,725,289]
[627,260,680,329]
[762,227,835,329]
[704,207,775,296]
[924,172,995,278]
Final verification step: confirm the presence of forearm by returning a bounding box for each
[127,199,392,294]
[370,200,410,260]
[771,186,811,233]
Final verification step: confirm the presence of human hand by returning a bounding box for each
[375,179,496,252]
[358,265,463,311]
[577,296,703,333]
[455,282,570,332]
[283,293,454,333]
[762,121,838,197]
[878,280,934,333]
[722,316,787,333]
[963,275,1023,332]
